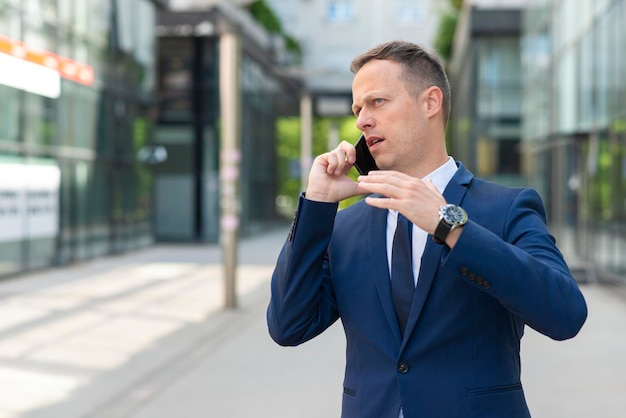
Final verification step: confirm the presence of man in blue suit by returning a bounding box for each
[267,41,587,418]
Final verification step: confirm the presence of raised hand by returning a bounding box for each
[357,171,445,236]
[305,141,367,203]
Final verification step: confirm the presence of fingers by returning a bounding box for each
[358,172,446,214]
[325,141,356,176]
[338,140,357,164]
[306,141,363,203]
[357,171,417,198]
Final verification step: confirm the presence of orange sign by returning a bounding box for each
[0,34,94,86]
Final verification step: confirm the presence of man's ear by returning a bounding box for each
[424,86,443,118]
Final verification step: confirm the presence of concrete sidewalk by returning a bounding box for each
[0,228,624,418]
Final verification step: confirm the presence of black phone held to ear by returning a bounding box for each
[354,134,379,175]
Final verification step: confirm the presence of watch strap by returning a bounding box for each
[433,218,452,244]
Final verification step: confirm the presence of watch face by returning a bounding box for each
[442,205,468,225]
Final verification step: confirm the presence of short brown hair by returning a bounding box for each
[350,41,451,127]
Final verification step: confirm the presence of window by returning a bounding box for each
[327,0,353,23]
[396,0,424,24]
[0,2,21,37]
[0,85,19,143]
[497,138,521,175]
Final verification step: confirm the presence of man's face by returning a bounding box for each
[351,59,428,175]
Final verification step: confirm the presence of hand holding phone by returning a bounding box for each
[354,134,379,175]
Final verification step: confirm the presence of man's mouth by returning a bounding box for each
[367,137,384,149]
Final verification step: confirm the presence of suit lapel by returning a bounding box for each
[367,202,404,344]
[402,165,473,345]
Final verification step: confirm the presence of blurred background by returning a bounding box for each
[1,0,624,283]
[1,1,625,417]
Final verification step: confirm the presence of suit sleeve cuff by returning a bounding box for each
[287,193,339,241]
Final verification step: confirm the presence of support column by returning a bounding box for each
[219,31,241,309]
[300,93,313,192]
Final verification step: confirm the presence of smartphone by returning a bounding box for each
[354,134,379,175]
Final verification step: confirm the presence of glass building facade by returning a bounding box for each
[0,0,163,278]
[448,7,524,188]
[523,0,626,280]
[154,7,301,242]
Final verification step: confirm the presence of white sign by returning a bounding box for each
[0,163,60,242]
[0,52,61,99]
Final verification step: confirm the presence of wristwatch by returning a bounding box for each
[433,204,468,244]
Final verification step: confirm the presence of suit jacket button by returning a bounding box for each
[468,272,476,281]
[460,266,469,276]
[475,276,484,285]
[481,280,491,290]
[397,362,409,374]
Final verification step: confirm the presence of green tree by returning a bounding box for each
[434,0,463,61]
[275,116,364,216]
[247,0,302,56]
[248,0,282,33]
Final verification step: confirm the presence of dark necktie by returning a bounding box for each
[391,214,414,336]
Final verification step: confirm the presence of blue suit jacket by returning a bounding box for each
[267,164,587,418]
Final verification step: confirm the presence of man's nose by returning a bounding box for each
[355,110,374,131]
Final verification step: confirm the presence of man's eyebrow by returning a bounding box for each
[352,91,385,114]
[360,92,378,101]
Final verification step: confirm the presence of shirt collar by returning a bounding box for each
[389,157,458,218]
[422,156,457,194]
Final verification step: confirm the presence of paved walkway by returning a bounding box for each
[0,228,624,418]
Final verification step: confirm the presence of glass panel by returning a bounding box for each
[111,164,134,251]
[87,0,111,43]
[477,38,522,118]
[0,0,159,273]
[0,85,20,144]
[135,0,156,93]
[56,81,75,147]
[58,0,73,27]
[576,30,592,131]
[0,242,21,277]
[22,12,57,50]
[57,159,74,263]
[73,34,89,64]
[595,14,610,128]
[23,0,56,21]
[135,161,151,219]
[0,3,21,37]
[25,238,56,270]
[23,94,57,147]
[75,0,89,36]
[157,38,194,123]
[618,2,626,117]
[557,48,577,133]
[116,0,135,54]
[616,135,626,274]
[76,87,97,149]
[87,41,106,88]
[55,81,95,150]
[92,161,110,256]
[521,3,551,143]
[588,136,612,221]
[20,13,60,148]
[606,6,619,121]
[73,160,92,261]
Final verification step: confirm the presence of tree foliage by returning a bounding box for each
[248,0,282,33]
[434,0,463,61]
[276,116,363,215]
[247,0,301,54]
